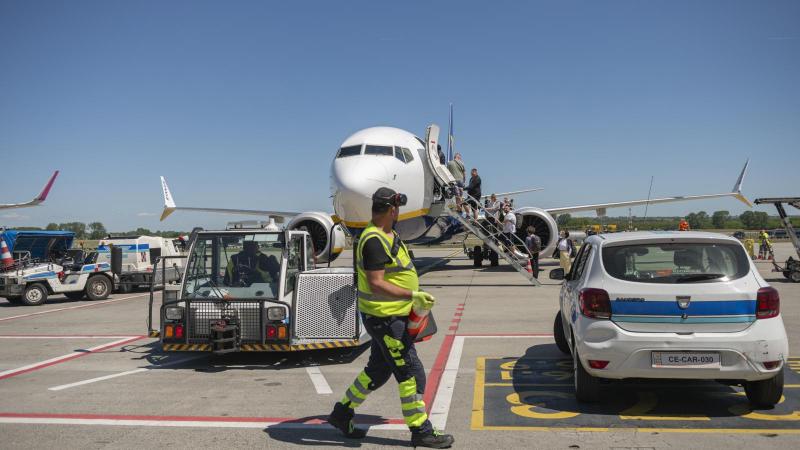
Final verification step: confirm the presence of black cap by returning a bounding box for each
[372,187,407,207]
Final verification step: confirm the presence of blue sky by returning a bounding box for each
[1,0,798,231]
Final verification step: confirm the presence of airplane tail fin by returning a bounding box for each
[731,159,752,207]
[35,171,59,202]
[160,176,177,221]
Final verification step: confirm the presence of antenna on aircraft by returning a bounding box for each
[644,176,654,220]
[447,103,454,162]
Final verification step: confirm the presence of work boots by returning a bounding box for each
[327,402,367,439]
[411,429,455,448]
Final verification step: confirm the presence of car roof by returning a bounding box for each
[584,231,740,247]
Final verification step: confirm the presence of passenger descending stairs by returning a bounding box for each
[444,197,540,286]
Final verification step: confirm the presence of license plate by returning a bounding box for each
[652,351,720,368]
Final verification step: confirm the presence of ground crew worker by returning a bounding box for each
[759,229,773,260]
[679,218,690,231]
[223,240,278,287]
[327,187,455,449]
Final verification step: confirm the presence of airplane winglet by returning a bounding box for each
[160,176,177,221]
[35,171,59,202]
[732,159,752,207]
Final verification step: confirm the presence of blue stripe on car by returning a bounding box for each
[613,315,756,324]
[611,300,756,316]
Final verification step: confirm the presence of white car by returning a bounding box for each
[550,231,788,407]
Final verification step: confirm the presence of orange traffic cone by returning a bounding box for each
[0,238,14,269]
[526,259,533,274]
[407,303,431,339]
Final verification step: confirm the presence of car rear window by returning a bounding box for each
[601,242,750,284]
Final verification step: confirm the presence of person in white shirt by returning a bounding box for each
[501,204,517,249]
[557,230,574,273]
[485,194,502,228]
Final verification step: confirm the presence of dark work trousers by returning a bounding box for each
[360,313,433,434]
[529,252,540,278]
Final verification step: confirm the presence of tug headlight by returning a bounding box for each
[165,306,184,320]
[267,307,286,321]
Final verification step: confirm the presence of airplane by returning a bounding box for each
[0,171,59,210]
[159,122,750,263]
[329,125,751,257]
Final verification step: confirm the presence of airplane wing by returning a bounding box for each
[482,187,544,199]
[543,160,751,216]
[0,171,59,210]
[159,176,299,221]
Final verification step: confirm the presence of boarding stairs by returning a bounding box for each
[422,123,539,286]
[444,197,539,285]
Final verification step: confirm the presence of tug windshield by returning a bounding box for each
[182,233,284,299]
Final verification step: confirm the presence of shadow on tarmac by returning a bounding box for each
[118,340,371,373]
[264,418,411,448]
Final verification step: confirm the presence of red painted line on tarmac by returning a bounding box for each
[447,326,458,331]
[0,412,405,425]
[0,293,150,323]
[0,336,145,381]
[0,334,139,339]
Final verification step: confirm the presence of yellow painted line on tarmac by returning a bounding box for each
[471,357,486,430]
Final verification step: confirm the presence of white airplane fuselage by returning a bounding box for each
[330,127,453,243]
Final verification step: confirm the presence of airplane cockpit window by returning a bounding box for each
[394,146,406,163]
[337,145,362,158]
[364,145,393,156]
[401,148,414,163]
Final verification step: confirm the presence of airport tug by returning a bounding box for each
[149,224,368,353]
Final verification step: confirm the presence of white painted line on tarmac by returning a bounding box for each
[48,355,206,391]
[306,366,333,394]
[0,293,150,322]
[429,336,465,429]
[0,417,407,430]
[0,337,143,381]
[428,334,553,430]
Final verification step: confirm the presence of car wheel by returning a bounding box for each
[64,291,85,300]
[553,312,570,355]
[473,246,483,267]
[85,275,111,300]
[573,348,601,402]
[745,370,784,408]
[789,270,800,283]
[21,284,48,306]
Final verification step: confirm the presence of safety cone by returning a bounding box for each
[0,238,14,269]
[407,302,431,340]
[525,259,533,274]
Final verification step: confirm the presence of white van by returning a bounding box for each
[97,235,185,292]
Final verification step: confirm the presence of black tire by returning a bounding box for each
[117,282,132,294]
[85,275,111,301]
[489,250,499,266]
[573,348,601,402]
[64,291,85,300]
[473,245,483,267]
[789,270,800,283]
[553,312,570,355]
[745,370,784,408]
[5,296,22,305]
[21,284,48,306]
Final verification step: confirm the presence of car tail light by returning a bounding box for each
[588,360,609,369]
[763,361,781,370]
[756,287,780,319]
[579,288,612,319]
[266,325,277,339]
[175,325,184,339]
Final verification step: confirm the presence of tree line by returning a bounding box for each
[22,222,186,240]
[557,210,799,231]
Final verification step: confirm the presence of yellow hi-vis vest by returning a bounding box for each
[356,223,419,317]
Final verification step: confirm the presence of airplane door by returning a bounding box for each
[425,124,456,186]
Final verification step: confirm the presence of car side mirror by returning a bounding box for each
[549,268,565,280]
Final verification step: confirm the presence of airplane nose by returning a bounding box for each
[330,158,390,226]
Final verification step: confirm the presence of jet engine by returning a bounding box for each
[287,212,346,263]
[514,207,559,256]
